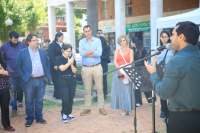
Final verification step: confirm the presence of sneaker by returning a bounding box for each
[62,114,68,123]
[80,109,91,116]
[68,114,76,120]
[18,102,23,108]
[25,121,32,127]
[36,118,47,124]
[4,125,15,131]
[136,103,141,107]
[10,110,17,117]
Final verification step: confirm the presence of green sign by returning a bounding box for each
[126,21,150,32]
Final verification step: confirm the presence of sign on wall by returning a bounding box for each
[126,21,150,32]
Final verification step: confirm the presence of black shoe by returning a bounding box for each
[160,111,167,118]
[25,121,32,127]
[36,118,47,124]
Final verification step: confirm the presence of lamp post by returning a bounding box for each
[5,18,13,32]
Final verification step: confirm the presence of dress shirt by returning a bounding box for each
[150,45,200,111]
[56,42,63,48]
[28,47,44,77]
[79,36,102,65]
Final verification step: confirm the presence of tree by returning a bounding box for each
[74,9,87,19]
[0,0,47,44]
[56,8,64,16]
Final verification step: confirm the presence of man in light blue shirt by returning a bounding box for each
[79,25,107,116]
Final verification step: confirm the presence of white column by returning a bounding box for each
[150,0,163,62]
[48,6,56,41]
[115,0,126,50]
[66,2,76,49]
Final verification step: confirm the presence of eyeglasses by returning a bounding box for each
[64,51,72,53]
[161,36,168,38]
[31,40,39,42]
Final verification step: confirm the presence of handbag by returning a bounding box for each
[119,49,132,84]
[158,50,168,68]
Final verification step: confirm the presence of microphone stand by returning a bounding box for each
[104,51,161,133]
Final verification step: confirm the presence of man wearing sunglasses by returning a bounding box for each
[96,30,103,38]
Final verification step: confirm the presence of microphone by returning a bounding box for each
[151,43,172,51]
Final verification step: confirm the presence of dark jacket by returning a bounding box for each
[133,48,147,66]
[101,45,111,63]
[48,41,62,67]
[16,48,51,84]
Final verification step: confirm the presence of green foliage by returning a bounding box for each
[55,8,64,16]
[0,0,47,43]
[74,9,86,19]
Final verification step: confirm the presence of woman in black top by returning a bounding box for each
[56,44,77,123]
[131,37,157,107]
[48,32,63,99]
[0,50,15,131]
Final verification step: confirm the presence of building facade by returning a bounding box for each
[97,0,199,55]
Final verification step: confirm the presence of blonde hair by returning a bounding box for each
[117,35,130,46]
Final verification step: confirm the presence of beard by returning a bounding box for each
[10,41,19,47]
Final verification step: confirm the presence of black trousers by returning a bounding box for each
[160,99,169,113]
[101,61,108,96]
[166,111,200,133]
[59,77,76,115]
[0,90,10,128]
[50,66,60,99]
[135,89,157,104]
[17,84,23,103]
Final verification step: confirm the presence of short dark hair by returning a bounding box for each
[160,30,171,46]
[43,38,51,43]
[62,44,72,51]
[176,21,200,45]
[26,34,38,45]
[83,25,91,31]
[53,32,63,42]
[9,31,19,39]
[96,30,102,34]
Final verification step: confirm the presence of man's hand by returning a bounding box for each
[144,59,157,74]
[54,66,58,70]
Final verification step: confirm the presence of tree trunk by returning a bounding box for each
[87,0,98,37]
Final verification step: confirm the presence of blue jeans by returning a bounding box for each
[9,77,24,111]
[24,78,45,122]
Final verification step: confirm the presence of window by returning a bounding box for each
[56,16,65,22]
[125,0,132,16]
[35,30,45,35]
[19,32,25,37]
[101,0,107,20]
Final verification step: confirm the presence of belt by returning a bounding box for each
[61,74,76,77]
[83,63,101,67]
[31,76,43,79]
[170,109,200,112]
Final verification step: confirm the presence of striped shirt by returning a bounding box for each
[28,47,44,77]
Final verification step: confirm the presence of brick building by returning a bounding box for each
[97,0,199,55]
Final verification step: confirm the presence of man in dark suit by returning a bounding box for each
[16,34,51,127]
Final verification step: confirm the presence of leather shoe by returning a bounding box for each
[4,125,15,131]
[80,109,91,116]
[25,121,32,127]
[36,118,47,124]
[99,108,107,115]
[160,111,167,118]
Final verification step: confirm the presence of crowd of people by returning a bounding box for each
[0,21,200,133]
